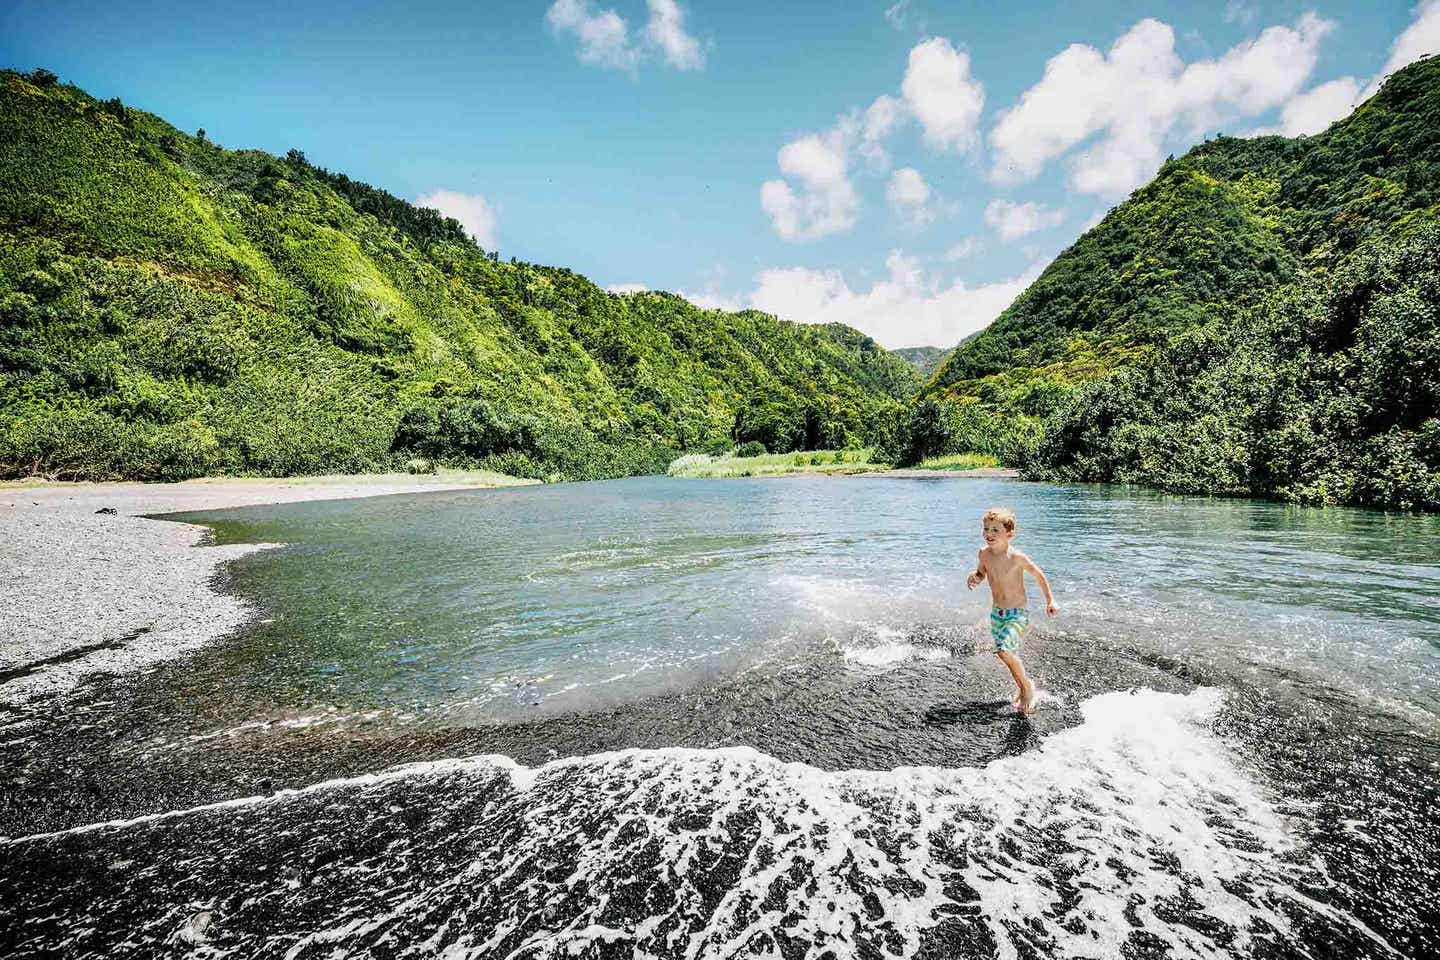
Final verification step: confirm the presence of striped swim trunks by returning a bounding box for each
[990,607,1029,653]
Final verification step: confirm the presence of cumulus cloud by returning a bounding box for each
[760,35,985,239]
[901,37,985,152]
[679,288,745,311]
[748,251,1043,348]
[415,189,499,250]
[984,199,1065,242]
[619,250,1041,347]
[887,168,934,227]
[546,0,705,72]
[1364,0,1440,98]
[760,129,859,241]
[990,13,1334,196]
[545,0,639,71]
[859,94,906,166]
[1278,76,1362,135]
[645,0,705,70]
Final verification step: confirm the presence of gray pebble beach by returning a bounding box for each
[0,472,530,703]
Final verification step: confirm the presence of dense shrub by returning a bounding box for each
[1028,223,1440,509]
[876,398,1041,468]
[735,441,766,458]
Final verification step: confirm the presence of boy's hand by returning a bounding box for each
[966,570,983,590]
[1046,602,1059,617]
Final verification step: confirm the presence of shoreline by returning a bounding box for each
[0,470,534,703]
[860,466,1019,479]
[740,466,1021,480]
[0,465,1013,704]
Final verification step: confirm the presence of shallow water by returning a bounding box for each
[3,476,1439,958]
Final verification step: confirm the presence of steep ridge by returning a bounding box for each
[0,69,917,481]
[921,56,1440,509]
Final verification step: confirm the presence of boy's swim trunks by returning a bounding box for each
[990,607,1029,652]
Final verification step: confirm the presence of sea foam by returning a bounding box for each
[6,688,1374,959]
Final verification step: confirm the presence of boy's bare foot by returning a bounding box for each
[1019,684,1037,715]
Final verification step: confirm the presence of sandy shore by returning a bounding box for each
[863,467,1019,479]
[0,471,533,703]
[760,467,1020,480]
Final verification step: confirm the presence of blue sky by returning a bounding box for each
[2,1,1436,347]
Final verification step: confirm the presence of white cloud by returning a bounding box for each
[1364,0,1440,98]
[679,288,744,311]
[606,283,650,294]
[545,0,639,72]
[887,167,934,227]
[1080,208,1108,232]
[942,237,978,261]
[858,94,905,166]
[632,250,1040,347]
[990,13,1334,196]
[748,251,1043,348]
[901,37,985,152]
[546,0,706,72]
[758,34,982,239]
[1278,76,1362,135]
[415,189,499,249]
[645,0,704,71]
[760,129,859,241]
[984,199,1065,242]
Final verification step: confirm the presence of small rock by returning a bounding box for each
[178,910,213,944]
[95,507,117,515]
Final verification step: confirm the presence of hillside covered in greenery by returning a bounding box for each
[911,56,1440,510]
[892,345,951,379]
[0,69,918,482]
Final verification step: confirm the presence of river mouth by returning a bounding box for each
[3,477,1439,958]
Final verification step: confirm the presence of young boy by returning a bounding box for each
[966,507,1057,715]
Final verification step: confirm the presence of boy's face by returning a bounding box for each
[982,519,1012,547]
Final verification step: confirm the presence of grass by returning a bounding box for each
[667,449,891,478]
[912,452,1002,471]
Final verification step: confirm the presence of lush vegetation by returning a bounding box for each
[667,448,884,478]
[913,452,1001,472]
[892,345,951,379]
[0,69,918,482]
[909,55,1440,510]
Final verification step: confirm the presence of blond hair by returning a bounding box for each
[983,507,1017,533]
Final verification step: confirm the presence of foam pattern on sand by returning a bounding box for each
[4,688,1386,959]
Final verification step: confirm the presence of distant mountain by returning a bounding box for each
[917,55,1440,510]
[892,345,951,379]
[0,69,919,482]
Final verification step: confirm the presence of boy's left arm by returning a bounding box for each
[1020,553,1058,616]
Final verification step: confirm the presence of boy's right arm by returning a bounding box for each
[966,549,986,590]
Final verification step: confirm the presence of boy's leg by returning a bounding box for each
[995,650,1035,713]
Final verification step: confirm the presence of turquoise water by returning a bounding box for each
[172,475,1440,723]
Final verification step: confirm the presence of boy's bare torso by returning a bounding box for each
[978,545,1030,608]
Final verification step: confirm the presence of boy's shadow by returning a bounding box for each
[923,700,1039,759]
[923,700,1014,725]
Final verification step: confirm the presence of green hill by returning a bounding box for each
[916,55,1440,510]
[0,69,918,482]
[892,345,952,379]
